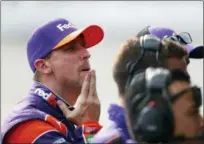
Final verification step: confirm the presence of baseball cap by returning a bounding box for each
[27,18,104,72]
[136,26,204,59]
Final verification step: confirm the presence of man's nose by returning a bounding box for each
[80,48,91,60]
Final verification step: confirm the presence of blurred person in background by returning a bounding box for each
[136,26,204,60]
[1,18,104,144]
[125,67,203,143]
[90,35,190,143]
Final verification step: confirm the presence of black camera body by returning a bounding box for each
[125,67,174,143]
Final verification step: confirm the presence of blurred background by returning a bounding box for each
[1,1,203,125]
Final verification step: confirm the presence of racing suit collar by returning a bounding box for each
[30,81,73,109]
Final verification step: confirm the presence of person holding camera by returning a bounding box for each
[125,67,203,143]
[90,35,190,143]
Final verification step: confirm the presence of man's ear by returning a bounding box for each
[34,59,52,74]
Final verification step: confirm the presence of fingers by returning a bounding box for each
[88,70,96,97]
[75,71,92,107]
[80,72,91,99]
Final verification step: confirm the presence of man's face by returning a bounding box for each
[169,81,202,138]
[46,36,91,88]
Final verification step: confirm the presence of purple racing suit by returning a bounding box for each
[1,82,102,143]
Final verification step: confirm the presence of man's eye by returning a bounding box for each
[69,45,76,50]
[64,43,76,51]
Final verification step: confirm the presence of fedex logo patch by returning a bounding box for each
[56,23,75,32]
[34,88,57,107]
[34,88,52,100]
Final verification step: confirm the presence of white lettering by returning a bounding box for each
[34,88,52,100]
[56,23,75,32]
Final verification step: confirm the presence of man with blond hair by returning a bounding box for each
[1,18,104,143]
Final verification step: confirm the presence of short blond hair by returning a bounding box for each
[33,70,41,82]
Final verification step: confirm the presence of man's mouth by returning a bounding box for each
[81,68,91,72]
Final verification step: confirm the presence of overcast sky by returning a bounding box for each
[1,1,203,124]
